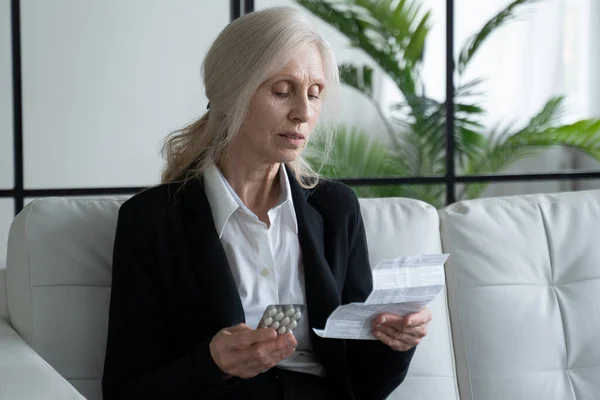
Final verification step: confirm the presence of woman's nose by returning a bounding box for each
[289,98,309,123]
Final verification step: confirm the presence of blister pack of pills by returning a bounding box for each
[257,304,305,334]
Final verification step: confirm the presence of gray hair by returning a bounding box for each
[161,6,339,188]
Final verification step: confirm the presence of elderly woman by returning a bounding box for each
[102,6,431,400]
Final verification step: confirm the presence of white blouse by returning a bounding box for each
[203,163,324,376]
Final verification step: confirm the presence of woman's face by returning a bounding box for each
[235,43,325,164]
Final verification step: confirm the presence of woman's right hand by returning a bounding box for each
[209,323,297,379]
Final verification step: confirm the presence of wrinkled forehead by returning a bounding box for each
[268,44,327,87]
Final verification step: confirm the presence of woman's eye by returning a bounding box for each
[274,91,320,100]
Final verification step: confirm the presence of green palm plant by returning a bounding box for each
[306,124,445,204]
[298,0,600,207]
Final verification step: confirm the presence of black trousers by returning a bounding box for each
[223,368,342,400]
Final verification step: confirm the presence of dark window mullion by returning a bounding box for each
[231,0,241,20]
[11,0,24,215]
[244,0,254,14]
[445,0,456,205]
[5,0,600,210]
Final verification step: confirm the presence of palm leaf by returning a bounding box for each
[339,63,374,98]
[355,0,431,65]
[508,119,600,158]
[390,97,486,176]
[403,10,431,64]
[296,0,426,102]
[456,78,486,98]
[463,96,570,187]
[299,0,596,208]
[305,124,401,179]
[459,123,536,200]
[458,0,537,75]
[461,118,600,200]
[305,125,445,200]
[516,96,566,133]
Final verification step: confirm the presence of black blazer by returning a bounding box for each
[102,170,415,400]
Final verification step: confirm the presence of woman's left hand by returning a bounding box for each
[371,307,432,352]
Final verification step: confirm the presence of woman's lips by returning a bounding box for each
[279,132,305,140]
[278,132,305,146]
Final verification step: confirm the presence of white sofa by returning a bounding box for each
[1,190,599,399]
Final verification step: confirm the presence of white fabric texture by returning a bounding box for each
[440,190,600,400]
[203,164,322,376]
[6,189,600,399]
[0,268,7,322]
[359,198,459,400]
[3,193,458,400]
[0,310,85,399]
[6,197,126,400]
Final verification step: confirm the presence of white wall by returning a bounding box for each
[591,1,600,119]
[1,0,13,270]
[20,0,228,188]
[0,0,230,268]
[575,0,600,190]
[470,0,599,197]
[1,0,13,189]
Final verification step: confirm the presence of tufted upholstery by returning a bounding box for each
[359,198,458,400]
[0,268,7,322]
[3,190,600,399]
[360,199,458,400]
[4,196,457,400]
[0,315,85,400]
[440,191,600,400]
[6,197,127,400]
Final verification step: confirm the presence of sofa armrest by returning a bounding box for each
[0,268,8,322]
[0,316,85,400]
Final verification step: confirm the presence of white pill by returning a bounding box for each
[277,326,287,334]
[285,308,295,317]
[292,312,302,320]
[274,312,284,321]
[287,321,297,330]
[269,321,280,330]
[266,306,277,317]
[263,317,273,326]
[280,317,290,326]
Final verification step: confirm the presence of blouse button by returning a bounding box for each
[260,268,269,277]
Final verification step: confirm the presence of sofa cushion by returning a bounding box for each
[6,195,457,400]
[359,198,458,400]
[440,190,600,400]
[6,197,127,400]
[0,315,85,399]
[0,268,7,322]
